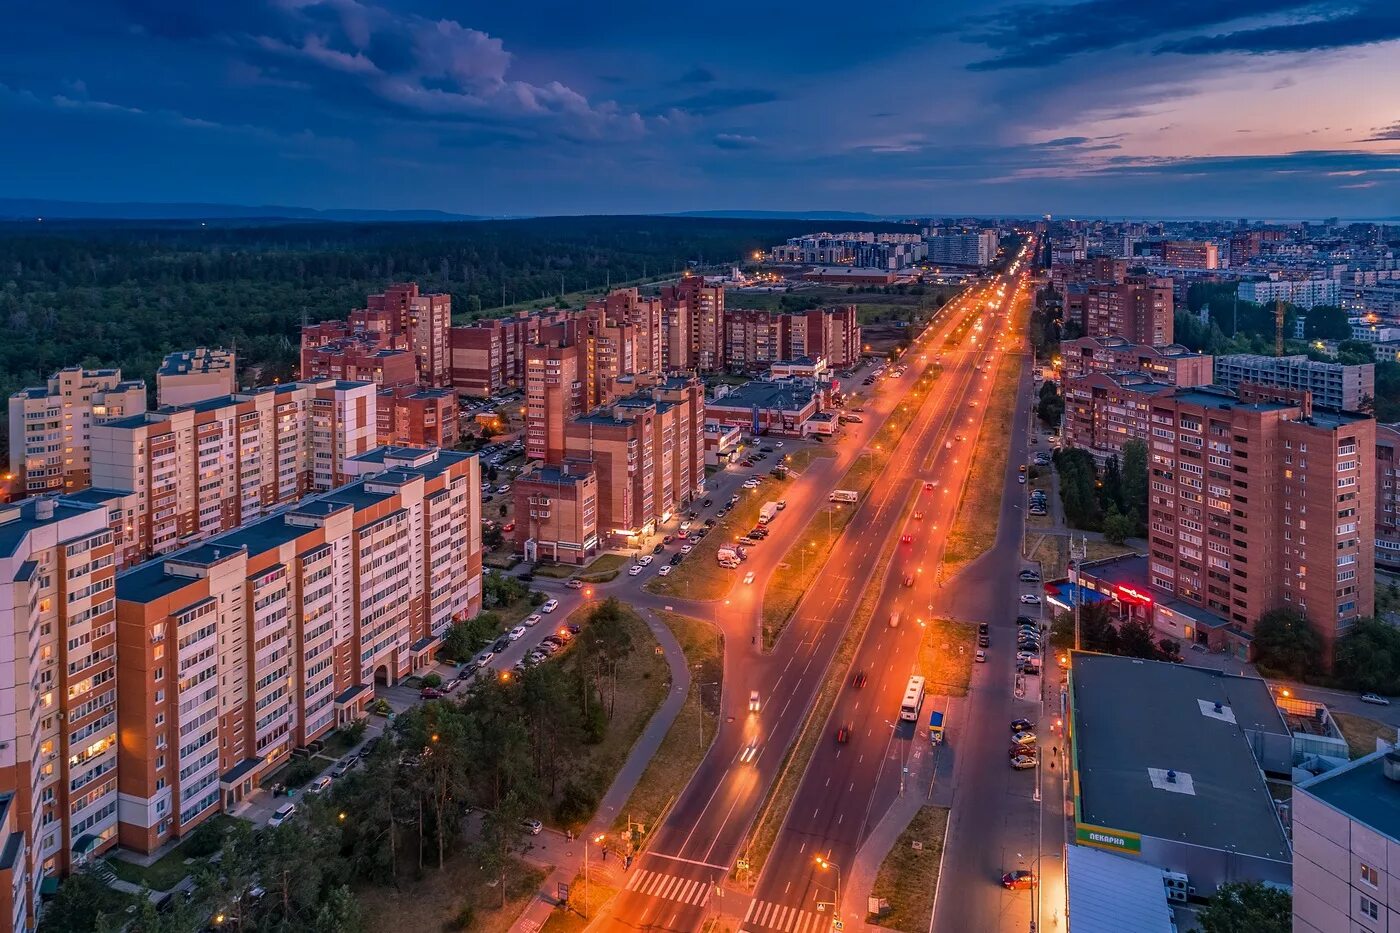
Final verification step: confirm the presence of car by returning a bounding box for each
[851,671,868,688]
[1012,731,1037,746]
[978,635,990,648]
[702,498,713,507]
[835,725,851,744]
[945,441,953,449]
[268,802,297,827]
[638,556,654,568]
[704,518,717,526]
[1016,616,1038,628]
[502,522,516,533]
[1019,464,1027,473]
[657,565,672,576]
[493,637,510,653]
[912,510,924,521]
[498,485,511,495]
[565,579,584,589]
[524,614,543,627]
[1019,594,1041,605]
[1010,718,1034,732]
[680,544,694,555]
[975,649,987,662]
[923,480,937,491]
[956,434,966,442]
[901,533,914,545]
[1018,476,1026,484]
[760,446,774,453]
[978,621,989,635]
[776,441,784,448]
[521,818,543,836]
[689,533,702,542]
[902,574,915,587]
[743,480,760,489]
[628,564,643,577]
[509,625,527,641]
[421,686,444,699]
[749,690,761,713]
[476,650,495,665]
[307,775,333,795]
[1362,692,1392,706]
[541,599,559,613]
[1018,571,1041,582]
[744,572,756,585]
[652,543,665,554]
[669,553,683,565]
[1002,870,1038,890]
[1010,755,1039,771]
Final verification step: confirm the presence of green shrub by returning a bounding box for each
[422,673,443,689]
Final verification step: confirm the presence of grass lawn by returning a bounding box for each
[575,553,629,584]
[484,551,520,570]
[1333,712,1397,758]
[941,338,1023,581]
[553,606,669,827]
[108,815,239,892]
[1026,534,1069,578]
[737,503,905,890]
[614,613,723,842]
[915,618,976,697]
[868,806,950,931]
[782,445,836,473]
[359,855,547,933]
[761,367,937,647]
[645,476,790,600]
[542,878,621,932]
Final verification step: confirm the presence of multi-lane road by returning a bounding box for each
[585,244,1040,932]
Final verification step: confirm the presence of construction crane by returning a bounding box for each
[1274,299,1286,357]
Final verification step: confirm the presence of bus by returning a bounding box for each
[900,676,926,722]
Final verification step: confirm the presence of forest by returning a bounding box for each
[0,215,909,443]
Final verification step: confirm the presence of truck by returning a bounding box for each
[830,490,859,503]
[927,706,946,745]
[758,502,778,525]
[717,546,742,568]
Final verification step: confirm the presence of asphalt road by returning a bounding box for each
[594,276,1009,932]
[739,253,1038,933]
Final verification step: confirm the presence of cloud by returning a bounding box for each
[676,66,716,85]
[964,0,1325,69]
[658,87,780,116]
[713,133,761,149]
[1035,136,1091,147]
[1359,121,1400,141]
[1158,2,1400,55]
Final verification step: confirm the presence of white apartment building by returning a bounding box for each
[1238,276,1340,309]
[8,368,147,496]
[89,379,376,564]
[1295,749,1400,932]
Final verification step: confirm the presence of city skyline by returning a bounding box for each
[2,0,1398,218]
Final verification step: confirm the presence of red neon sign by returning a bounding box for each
[1117,584,1153,605]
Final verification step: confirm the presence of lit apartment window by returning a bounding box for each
[1360,864,1379,888]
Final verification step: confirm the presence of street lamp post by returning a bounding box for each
[583,832,605,919]
[815,856,842,921]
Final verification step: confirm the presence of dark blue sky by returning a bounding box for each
[3,0,1398,217]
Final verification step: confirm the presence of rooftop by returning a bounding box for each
[0,496,111,559]
[158,348,234,377]
[1169,386,1294,413]
[522,464,594,486]
[1300,749,1400,843]
[708,379,816,412]
[1066,844,1174,933]
[1070,651,1291,863]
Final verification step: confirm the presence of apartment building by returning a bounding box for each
[156,348,236,408]
[562,378,704,546]
[1144,386,1374,660]
[365,283,452,387]
[1238,277,1339,310]
[525,327,587,464]
[0,494,131,928]
[1215,354,1373,411]
[89,380,377,563]
[789,306,862,368]
[8,367,147,496]
[114,446,482,853]
[511,463,599,564]
[660,275,725,371]
[1162,240,1220,270]
[1376,425,1400,571]
[449,309,568,398]
[1069,275,1175,346]
[1294,749,1400,933]
[300,283,451,389]
[1064,372,1175,456]
[1051,256,1128,294]
[724,309,790,371]
[926,230,998,267]
[1061,336,1214,386]
[376,386,459,448]
[299,335,418,390]
[591,289,665,375]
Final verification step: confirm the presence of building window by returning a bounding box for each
[1360,895,1380,921]
[1361,863,1379,888]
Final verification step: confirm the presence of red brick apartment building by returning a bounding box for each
[659,275,726,371]
[512,462,599,564]
[377,386,459,448]
[114,446,481,853]
[300,283,452,389]
[1067,275,1176,346]
[449,309,570,398]
[299,334,418,389]
[1376,424,1400,571]
[1061,336,1214,386]
[1144,386,1373,660]
[1065,371,1177,456]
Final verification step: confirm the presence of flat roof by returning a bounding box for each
[1300,750,1400,843]
[0,497,110,560]
[1169,387,1293,413]
[1066,844,1174,933]
[1071,651,1291,862]
[708,380,816,412]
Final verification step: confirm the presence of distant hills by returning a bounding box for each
[0,198,485,222]
[666,209,920,222]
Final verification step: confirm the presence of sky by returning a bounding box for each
[2,0,1399,218]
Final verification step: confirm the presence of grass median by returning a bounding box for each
[868,806,950,932]
[761,368,939,648]
[736,484,916,890]
[1333,711,1396,758]
[916,618,976,697]
[613,612,724,840]
[941,337,1025,582]
[645,476,789,600]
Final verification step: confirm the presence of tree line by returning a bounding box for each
[1051,442,1148,543]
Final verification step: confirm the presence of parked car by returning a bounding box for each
[421,686,444,699]
[525,614,543,627]
[509,625,527,641]
[658,565,672,576]
[541,599,559,613]
[978,635,990,648]
[638,554,654,566]
[1019,570,1041,582]
[1002,870,1037,890]
[565,579,584,589]
[1010,718,1034,732]
[307,776,333,795]
[521,818,543,835]
[975,649,987,663]
[1011,731,1037,746]
[492,637,510,653]
[1019,594,1041,605]
[268,803,297,827]
[669,553,683,565]
[628,564,644,576]
[1010,755,1038,771]
[1362,692,1392,706]
[476,650,495,665]
[331,756,357,778]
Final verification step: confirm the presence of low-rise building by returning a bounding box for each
[705,380,822,437]
[156,348,237,408]
[1214,354,1373,411]
[1294,748,1400,933]
[1068,652,1292,895]
[115,446,482,852]
[1060,336,1213,386]
[703,420,743,465]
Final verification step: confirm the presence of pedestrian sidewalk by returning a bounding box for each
[510,606,693,932]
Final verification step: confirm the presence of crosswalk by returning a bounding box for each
[624,868,713,907]
[742,898,828,933]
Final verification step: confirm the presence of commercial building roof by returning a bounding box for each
[708,380,816,413]
[1066,844,1174,933]
[1070,652,1291,862]
[1299,749,1400,843]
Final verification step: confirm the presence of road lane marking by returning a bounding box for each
[644,851,729,870]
